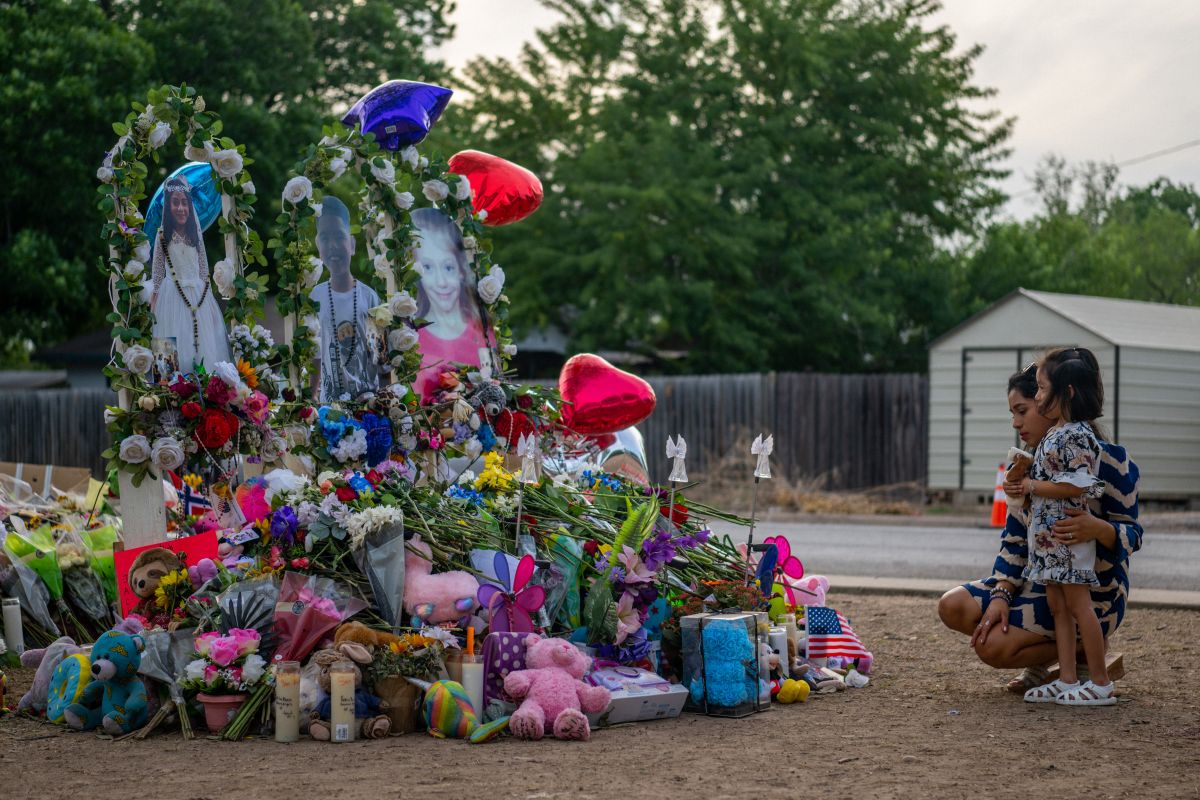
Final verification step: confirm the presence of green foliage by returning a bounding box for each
[444,0,1012,372]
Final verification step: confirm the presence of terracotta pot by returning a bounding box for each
[374,676,422,735]
[197,692,248,734]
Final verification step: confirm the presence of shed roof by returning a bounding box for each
[932,288,1200,352]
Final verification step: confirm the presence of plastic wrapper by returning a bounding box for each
[272,572,366,664]
[56,528,111,627]
[4,520,63,601]
[352,520,406,628]
[80,525,120,605]
[1,537,58,636]
[139,626,198,707]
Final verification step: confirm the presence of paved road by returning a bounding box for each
[707,519,1200,592]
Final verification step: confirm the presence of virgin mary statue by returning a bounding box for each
[150,175,231,374]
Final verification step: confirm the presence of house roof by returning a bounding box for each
[932,288,1200,352]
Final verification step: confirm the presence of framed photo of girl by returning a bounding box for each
[410,206,498,401]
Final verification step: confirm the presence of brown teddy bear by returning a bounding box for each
[308,642,391,740]
[334,621,404,650]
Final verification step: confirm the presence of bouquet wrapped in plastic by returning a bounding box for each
[271,572,366,665]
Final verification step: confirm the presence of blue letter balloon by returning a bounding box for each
[340,80,453,150]
[143,162,222,245]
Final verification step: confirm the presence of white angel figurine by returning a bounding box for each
[666,435,688,483]
[517,432,541,485]
[751,434,774,480]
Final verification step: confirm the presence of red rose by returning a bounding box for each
[366,469,383,486]
[336,486,358,502]
[583,540,599,556]
[299,406,316,421]
[181,402,202,419]
[660,503,689,525]
[170,378,198,399]
[517,395,533,410]
[193,408,239,449]
[204,377,236,406]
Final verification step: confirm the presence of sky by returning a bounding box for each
[436,1,1200,220]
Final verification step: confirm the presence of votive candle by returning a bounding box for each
[2,598,24,655]
[329,660,356,743]
[274,661,301,743]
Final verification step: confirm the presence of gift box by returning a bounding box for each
[680,611,771,717]
[584,666,689,726]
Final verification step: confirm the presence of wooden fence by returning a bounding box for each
[0,373,928,490]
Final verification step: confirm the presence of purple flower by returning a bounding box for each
[270,506,299,546]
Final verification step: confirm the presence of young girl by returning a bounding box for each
[1017,347,1115,706]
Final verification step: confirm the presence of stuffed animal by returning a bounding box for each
[403,535,479,627]
[417,678,510,743]
[19,617,143,715]
[504,635,611,742]
[334,621,404,650]
[776,678,810,704]
[62,629,148,735]
[308,642,391,740]
[688,619,757,710]
[793,575,830,607]
[126,547,182,618]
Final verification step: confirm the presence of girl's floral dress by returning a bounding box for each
[1023,421,1105,586]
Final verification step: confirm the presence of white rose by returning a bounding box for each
[103,408,120,425]
[312,202,323,218]
[124,259,145,280]
[462,235,477,252]
[262,435,286,462]
[135,241,151,263]
[389,291,418,318]
[328,158,347,178]
[477,265,506,305]
[388,327,419,352]
[119,435,151,464]
[305,257,324,288]
[138,394,159,412]
[124,344,154,375]
[184,659,207,682]
[194,96,206,112]
[394,191,414,210]
[455,178,473,201]
[211,148,243,179]
[372,253,390,280]
[400,146,419,170]
[477,209,488,222]
[390,355,406,369]
[422,180,449,202]
[151,437,185,471]
[368,304,393,326]
[242,654,266,685]
[185,140,215,162]
[148,121,173,150]
[282,175,313,206]
[245,286,259,301]
[242,180,256,196]
[97,165,115,183]
[503,343,518,357]
[212,259,236,299]
[419,156,429,169]
[370,159,396,185]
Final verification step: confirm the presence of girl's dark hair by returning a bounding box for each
[1039,346,1108,440]
[1007,364,1037,399]
[160,178,200,248]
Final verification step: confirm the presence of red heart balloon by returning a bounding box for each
[448,150,543,226]
[558,354,656,435]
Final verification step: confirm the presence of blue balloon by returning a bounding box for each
[340,80,453,150]
[143,162,222,246]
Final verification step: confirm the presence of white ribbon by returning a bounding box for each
[751,434,774,480]
[666,434,688,483]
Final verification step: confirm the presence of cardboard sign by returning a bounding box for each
[112,531,219,617]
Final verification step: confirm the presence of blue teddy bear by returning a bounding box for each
[689,619,758,709]
[63,629,148,736]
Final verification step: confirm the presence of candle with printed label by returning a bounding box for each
[274,661,301,742]
[330,660,356,742]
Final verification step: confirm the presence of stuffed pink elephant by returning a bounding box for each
[503,635,611,741]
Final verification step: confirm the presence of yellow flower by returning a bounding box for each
[237,359,259,390]
[183,473,203,490]
[474,452,517,493]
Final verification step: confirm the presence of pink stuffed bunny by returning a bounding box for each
[402,535,479,627]
[503,635,611,741]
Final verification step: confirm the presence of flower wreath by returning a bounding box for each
[98,84,271,483]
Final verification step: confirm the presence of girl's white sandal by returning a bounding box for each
[1024,678,1077,703]
[1055,680,1117,706]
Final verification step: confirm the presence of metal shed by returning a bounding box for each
[927,288,1200,501]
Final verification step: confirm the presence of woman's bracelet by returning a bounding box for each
[989,586,1013,605]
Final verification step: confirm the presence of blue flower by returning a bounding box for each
[361,412,393,467]
[348,474,374,496]
[446,485,484,507]
[476,423,496,452]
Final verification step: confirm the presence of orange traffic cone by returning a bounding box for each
[990,462,1007,527]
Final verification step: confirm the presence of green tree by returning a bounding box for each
[0,0,152,364]
[446,0,1011,372]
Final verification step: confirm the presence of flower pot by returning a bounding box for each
[197,692,249,734]
[374,676,422,735]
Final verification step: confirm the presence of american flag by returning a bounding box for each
[805,606,870,660]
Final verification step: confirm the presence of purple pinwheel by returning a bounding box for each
[476,552,546,634]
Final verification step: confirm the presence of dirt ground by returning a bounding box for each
[3,592,1198,800]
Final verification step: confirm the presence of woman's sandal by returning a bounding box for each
[1007,664,1052,694]
[1023,678,1077,703]
[1055,680,1117,706]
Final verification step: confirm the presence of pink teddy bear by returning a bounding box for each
[503,635,612,742]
